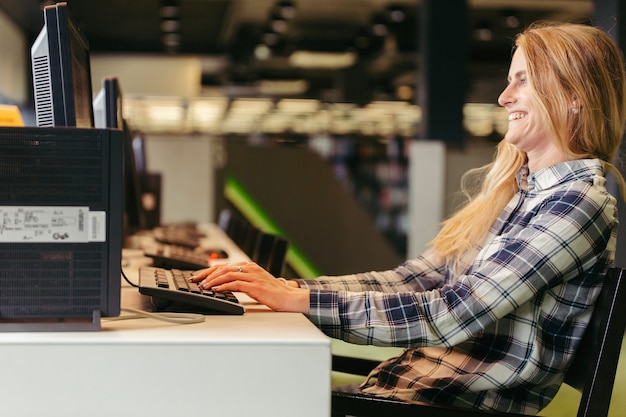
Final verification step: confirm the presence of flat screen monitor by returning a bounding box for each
[31,2,94,128]
[93,77,123,129]
[131,130,148,175]
[122,120,147,232]
[92,76,146,232]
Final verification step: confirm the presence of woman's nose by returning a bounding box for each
[498,85,514,107]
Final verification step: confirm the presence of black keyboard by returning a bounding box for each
[138,266,245,315]
[151,227,204,249]
[144,244,228,270]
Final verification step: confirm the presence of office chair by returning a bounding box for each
[218,209,255,255]
[253,232,289,277]
[332,267,626,417]
[219,208,289,276]
[238,222,260,258]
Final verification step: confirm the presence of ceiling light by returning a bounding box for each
[386,5,406,23]
[160,0,180,18]
[475,21,493,41]
[276,98,319,113]
[229,98,274,115]
[396,85,413,101]
[371,15,388,37]
[262,30,281,46]
[289,51,356,69]
[464,103,495,137]
[493,106,509,135]
[261,113,293,133]
[160,19,180,33]
[276,1,296,20]
[501,8,520,28]
[188,98,227,125]
[162,33,181,52]
[257,80,309,95]
[147,102,184,126]
[160,0,181,53]
[254,44,272,60]
[270,12,289,33]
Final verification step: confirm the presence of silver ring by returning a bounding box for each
[237,266,243,273]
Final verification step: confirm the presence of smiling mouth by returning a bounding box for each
[509,112,527,121]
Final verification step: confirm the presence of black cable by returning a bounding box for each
[116,268,205,324]
[121,268,139,288]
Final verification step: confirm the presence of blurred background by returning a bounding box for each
[0,0,616,269]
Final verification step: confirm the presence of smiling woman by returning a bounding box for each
[433,21,626,264]
[498,48,567,172]
[191,21,626,415]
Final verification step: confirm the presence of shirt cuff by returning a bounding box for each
[307,289,343,338]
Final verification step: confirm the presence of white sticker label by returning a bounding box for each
[89,211,106,242]
[0,206,106,243]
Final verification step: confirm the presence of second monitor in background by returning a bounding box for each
[93,76,162,232]
[93,77,149,234]
[93,76,123,130]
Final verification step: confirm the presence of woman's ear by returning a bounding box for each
[570,97,581,114]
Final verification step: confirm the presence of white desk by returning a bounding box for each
[0,225,331,417]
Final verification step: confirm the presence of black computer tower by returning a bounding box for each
[0,127,123,328]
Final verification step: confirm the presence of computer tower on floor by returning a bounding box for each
[0,127,123,330]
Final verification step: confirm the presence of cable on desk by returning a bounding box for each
[104,307,206,325]
[118,266,204,324]
[121,268,139,288]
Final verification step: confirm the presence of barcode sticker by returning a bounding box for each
[89,211,106,242]
[0,206,105,243]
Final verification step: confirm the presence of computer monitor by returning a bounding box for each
[93,77,123,130]
[130,130,163,229]
[92,76,146,233]
[131,130,148,175]
[31,2,94,128]
[122,120,147,232]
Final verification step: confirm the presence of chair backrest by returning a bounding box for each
[267,235,288,276]
[253,232,289,277]
[218,207,289,276]
[239,223,260,257]
[219,208,261,258]
[563,267,626,417]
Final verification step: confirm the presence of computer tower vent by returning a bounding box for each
[0,135,104,204]
[31,54,54,128]
[0,244,103,317]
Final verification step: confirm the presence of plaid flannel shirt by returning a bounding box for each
[297,158,618,414]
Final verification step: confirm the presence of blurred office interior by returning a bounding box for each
[2,3,626,415]
[1,0,623,271]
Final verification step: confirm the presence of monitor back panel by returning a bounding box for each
[0,127,122,319]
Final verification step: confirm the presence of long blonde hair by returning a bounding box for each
[430,22,626,264]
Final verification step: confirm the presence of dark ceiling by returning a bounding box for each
[0,0,593,103]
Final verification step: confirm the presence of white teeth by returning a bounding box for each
[509,112,526,121]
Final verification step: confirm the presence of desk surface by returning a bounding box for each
[0,224,331,417]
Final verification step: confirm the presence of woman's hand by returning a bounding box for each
[189,262,310,314]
